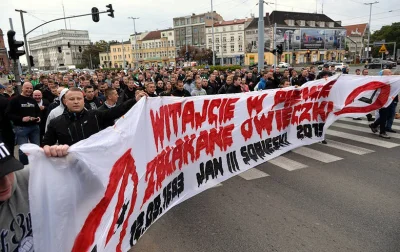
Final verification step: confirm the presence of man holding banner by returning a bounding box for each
[19,73,400,252]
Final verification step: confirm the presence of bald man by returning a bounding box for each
[5,82,41,164]
[33,90,50,145]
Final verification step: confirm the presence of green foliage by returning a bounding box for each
[370,22,400,58]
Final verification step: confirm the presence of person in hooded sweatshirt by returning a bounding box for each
[45,88,69,132]
[0,141,33,251]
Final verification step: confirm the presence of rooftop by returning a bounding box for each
[142,30,162,41]
[269,11,343,27]
[344,23,368,37]
[212,19,247,27]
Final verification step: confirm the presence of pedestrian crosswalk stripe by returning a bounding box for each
[291,147,343,163]
[213,183,223,188]
[268,156,308,171]
[332,123,400,139]
[238,168,269,180]
[326,129,400,148]
[323,139,374,155]
[337,118,400,130]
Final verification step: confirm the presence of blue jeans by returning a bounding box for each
[14,125,40,165]
[386,101,397,131]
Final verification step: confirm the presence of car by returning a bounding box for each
[364,59,396,69]
[277,62,290,68]
[334,63,347,71]
[317,61,337,70]
[312,60,325,65]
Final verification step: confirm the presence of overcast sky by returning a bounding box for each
[1,0,399,64]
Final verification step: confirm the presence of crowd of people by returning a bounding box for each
[0,63,399,250]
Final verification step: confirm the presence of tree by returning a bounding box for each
[370,22,400,58]
[81,44,105,69]
[178,45,199,61]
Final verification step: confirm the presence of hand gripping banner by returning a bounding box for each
[21,75,400,251]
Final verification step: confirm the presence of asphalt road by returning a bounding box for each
[133,118,400,252]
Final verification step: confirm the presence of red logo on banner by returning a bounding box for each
[334,81,390,116]
[72,149,139,252]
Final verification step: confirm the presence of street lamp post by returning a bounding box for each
[128,17,139,69]
[211,0,215,66]
[364,1,379,59]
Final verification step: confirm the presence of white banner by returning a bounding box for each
[22,75,400,252]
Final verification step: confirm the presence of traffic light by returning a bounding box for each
[29,55,34,67]
[276,44,283,55]
[106,4,114,18]
[67,42,71,48]
[78,46,82,52]
[91,7,100,22]
[7,30,25,60]
[58,47,62,53]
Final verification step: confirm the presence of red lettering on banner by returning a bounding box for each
[272,91,286,110]
[291,104,302,125]
[169,103,182,136]
[195,100,209,130]
[182,101,195,134]
[309,86,321,101]
[142,124,234,207]
[318,80,336,99]
[253,111,274,138]
[335,81,391,116]
[72,150,138,252]
[150,107,166,152]
[208,99,221,127]
[275,109,283,132]
[282,107,292,129]
[247,94,268,116]
[218,98,229,125]
[224,98,240,123]
[312,101,328,121]
[302,87,310,101]
[241,118,253,141]
[299,102,312,123]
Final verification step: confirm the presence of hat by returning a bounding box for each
[0,143,24,178]
[323,64,329,68]
[0,84,5,89]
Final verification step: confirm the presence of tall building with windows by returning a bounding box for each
[109,41,132,68]
[28,29,91,70]
[130,31,149,68]
[344,23,367,60]
[205,19,252,65]
[173,12,224,56]
[135,29,176,68]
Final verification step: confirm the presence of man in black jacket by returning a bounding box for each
[0,96,14,154]
[84,86,102,110]
[171,80,191,97]
[5,82,41,164]
[226,76,242,94]
[43,87,147,157]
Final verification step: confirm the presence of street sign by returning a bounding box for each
[379,44,387,53]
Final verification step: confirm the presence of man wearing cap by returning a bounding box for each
[316,64,332,79]
[0,142,33,251]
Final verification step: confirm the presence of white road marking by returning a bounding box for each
[326,129,400,148]
[238,168,270,180]
[291,147,343,163]
[323,139,375,155]
[332,122,400,139]
[268,156,308,171]
[337,118,400,130]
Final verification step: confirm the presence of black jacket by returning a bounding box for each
[171,89,191,97]
[43,99,136,146]
[84,97,103,110]
[226,85,242,94]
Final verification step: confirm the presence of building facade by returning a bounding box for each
[269,11,347,64]
[205,19,251,65]
[109,41,132,68]
[28,29,91,70]
[344,23,367,60]
[173,12,224,56]
[130,31,149,68]
[244,14,274,66]
[99,52,111,68]
[0,29,11,72]
[135,29,176,68]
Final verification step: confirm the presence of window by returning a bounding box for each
[169,32,172,36]
[113,48,116,52]
[223,27,226,31]
[118,48,121,52]
[186,18,190,25]
[200,17,204,22]
[222,37,226,42]
[208,28,211,33]
[230,36,234,42]
[239,44,243,52]
[181,20,185,25]
[118,55,121,59]
[175,20,179,26]
[230,26,234,31]
[216,28,219,32]
[193,28,198,33]
[231,44,234,52]
[216,38,220,43]
[100,56,103,61]
[288,20,294,26]
[208,38,212,43]
[238,35,242,41]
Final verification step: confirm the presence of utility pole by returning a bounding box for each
[211,0,215,66]
[62,2,68,30]
[365,1,379,59]
[128,17,139,69]
[257,0,264,71]
[15,9,31,74]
